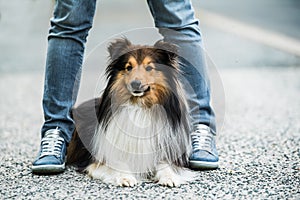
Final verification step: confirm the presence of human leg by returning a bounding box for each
[147,0,218,169]
[32,0,97,174]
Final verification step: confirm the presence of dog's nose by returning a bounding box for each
[130,80,142,90]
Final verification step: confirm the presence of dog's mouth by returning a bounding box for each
[131,85,151,97]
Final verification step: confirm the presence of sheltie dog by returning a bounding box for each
[67,38,194,187]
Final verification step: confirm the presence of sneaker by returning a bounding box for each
[32,128,66,174]
[189,124,219,170]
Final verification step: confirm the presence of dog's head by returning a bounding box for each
[105,38,180,107]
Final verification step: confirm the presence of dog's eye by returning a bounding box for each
[145,66,153,72]
[126,66,133,71]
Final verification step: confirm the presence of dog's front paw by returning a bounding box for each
[86,163,137,187]
[157,174,182,187]
[155,163,185,187]
[115,175,138,187]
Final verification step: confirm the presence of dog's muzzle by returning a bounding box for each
[129,80,150,97]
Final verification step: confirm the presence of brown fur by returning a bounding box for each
[67,38,193,186]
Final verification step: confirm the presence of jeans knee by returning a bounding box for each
[49,0,96,44]
[147,0,201,40]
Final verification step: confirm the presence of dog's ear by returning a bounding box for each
[154,40,179,62]
[108,38,132,61]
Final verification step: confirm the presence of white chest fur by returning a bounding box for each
[92,104,174,174]
[92,101,191,177]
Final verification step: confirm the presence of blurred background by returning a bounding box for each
[1,0,299,72]
[0,0,300,104]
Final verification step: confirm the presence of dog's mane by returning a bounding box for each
[96,44,189,133]
[91,40,191,171]
[67,40,192,175]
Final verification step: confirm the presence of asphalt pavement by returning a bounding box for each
[0,0,299,199]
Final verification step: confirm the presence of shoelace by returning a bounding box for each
[39,128,64,158]
[191,124,214,153]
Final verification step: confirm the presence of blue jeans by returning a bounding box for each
[41,0,216,143]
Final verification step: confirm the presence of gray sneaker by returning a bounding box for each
[32,128,66,174]
[189,124,219,170]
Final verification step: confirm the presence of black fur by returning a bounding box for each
[67,39,190,169]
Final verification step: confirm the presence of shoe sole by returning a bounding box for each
[189,160,219,170]
[32,163,65,174]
